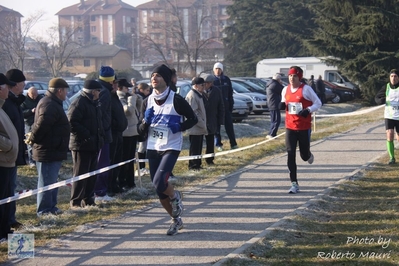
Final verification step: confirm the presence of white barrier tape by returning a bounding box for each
[0,104,384,205]
[0,158,136,206]
[315,104,384,117]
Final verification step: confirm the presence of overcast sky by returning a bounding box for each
[1,0,150,37]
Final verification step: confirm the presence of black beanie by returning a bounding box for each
[6,69,26,83]
[390,69,399,76]
[152,64,172,86]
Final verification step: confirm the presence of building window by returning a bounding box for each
[91,26,96,32]
[66,60,73,67]
[84,59,90,67]
[91,15,96,21]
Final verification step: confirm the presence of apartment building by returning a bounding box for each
[56,0,138,46]
[136,0,231,74]
[0,5,23,73]
[56,0,231,76]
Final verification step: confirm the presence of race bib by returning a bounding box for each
[148,126,169,146]
[287,102,303,115]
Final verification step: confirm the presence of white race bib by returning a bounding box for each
[287,102,303,115]
[148,126,169,146]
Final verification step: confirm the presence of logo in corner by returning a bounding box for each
[8,234,34,259]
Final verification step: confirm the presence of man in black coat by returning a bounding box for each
[26,78,71,216]
[316,75,326,105]
[68,80,104,207]
[266,74,284,138]
[201,74,225,165]
[213,62,238,150]
[4,69,27,228]
[21,87,43,167]
[108,77,128,195]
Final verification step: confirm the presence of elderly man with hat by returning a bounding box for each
[279,66,321,194]
[375,68,399,164]
[116,78,141,192]
[185,77,207,170]
[0,73,18,240]
[138,64,197,235]
[200,73,224,165]
[4,69,27,229]
[26,78,71,216]
[212,62,238,151]
[68,80,104,208]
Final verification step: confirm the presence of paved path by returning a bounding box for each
[9,121,386,266]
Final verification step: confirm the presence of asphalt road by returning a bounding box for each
[7,119,387,266]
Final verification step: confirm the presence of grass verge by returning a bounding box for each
[223,157,399,266]
[0,103,393,264]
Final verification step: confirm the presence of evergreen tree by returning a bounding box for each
[223,0,317,76]
[305,0,399,103]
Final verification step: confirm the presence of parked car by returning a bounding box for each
[175,80,192,98]
[323,81,355,103]
[231,81,268,114]
[65,79,84,98]
[23,80,48,95]
[324,87,337,103]
[175,80,250,122]
[234,77,268,90]
[231,98,249,123]
[231,78,266,94]
[233,94,253,113]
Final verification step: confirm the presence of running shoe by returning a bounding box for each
[166,217,183,236]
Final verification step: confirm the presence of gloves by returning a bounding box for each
[298,108,310,118]
[25,132,33,146]
[279,102,286,110]
[168,123,181,134]
[144,107,155,124]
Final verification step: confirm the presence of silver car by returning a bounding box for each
[231,81,268,114]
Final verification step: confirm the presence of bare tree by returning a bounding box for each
[0,11,44,72]
[34,24,81,77]
[140,0,219,75]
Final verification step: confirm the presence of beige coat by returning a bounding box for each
[117,90,142,137]
[185,88,207,135]
[0,98,18,167]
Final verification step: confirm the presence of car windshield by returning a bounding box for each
[246,79,267,88]
[232,82,251,93]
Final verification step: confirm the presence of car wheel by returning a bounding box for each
[253,111,263,115]
[331,95,341,103]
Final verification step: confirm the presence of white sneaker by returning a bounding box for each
[136,168,149,176]
[95,195,115,204]
[142,168,150,175]
[266,135,273,140]
[216,146,223,152]
[307,153,314,164]
[288,182,300,194]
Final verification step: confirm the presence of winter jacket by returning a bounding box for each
[2,92,26,165]
[213,74,234,112]
[21,94,44,126]
[117,90,141,137]
[68,91,104,152]
[30,91,70,162]
[0,98,18,167]
[266,79,284,110]
[185,88,207,136]
[203,85,225,134]
[111,91,128,135]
